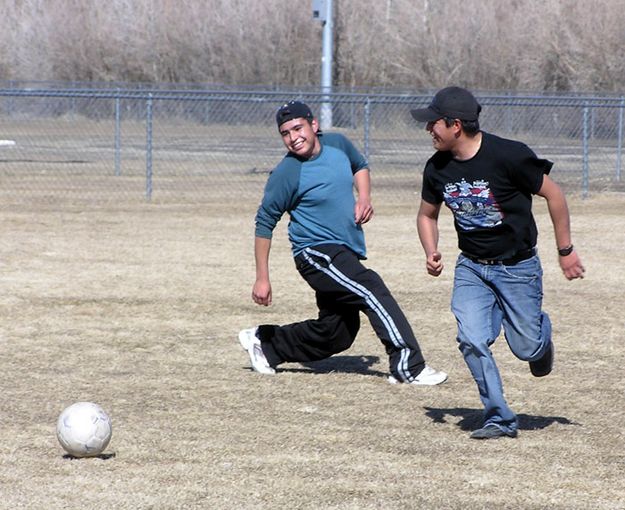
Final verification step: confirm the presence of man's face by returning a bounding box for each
[426,118,459,152]
[279,117,320,159]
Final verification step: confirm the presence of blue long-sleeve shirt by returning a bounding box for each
[255,132,369,258]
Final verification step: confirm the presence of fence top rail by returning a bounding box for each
[1,87,624,108]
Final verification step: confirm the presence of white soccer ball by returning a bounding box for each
[56,402,112,457]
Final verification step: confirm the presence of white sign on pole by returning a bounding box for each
[312,0,327,21]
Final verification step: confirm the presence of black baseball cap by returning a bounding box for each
[276,100,314,128]
[411,86,481,122]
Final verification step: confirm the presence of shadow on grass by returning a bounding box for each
[423,407,581,431]
[279,355,387,377]
[62,452,116,460]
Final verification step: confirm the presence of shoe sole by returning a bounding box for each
[388,374,448,386]
[470,427,518,439]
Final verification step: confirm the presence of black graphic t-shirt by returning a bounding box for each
[421,132,553,259]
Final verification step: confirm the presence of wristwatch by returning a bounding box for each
[558,244,574,256]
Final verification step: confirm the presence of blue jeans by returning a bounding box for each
[451,253,552,434]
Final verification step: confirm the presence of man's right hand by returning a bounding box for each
[252,278,272,306]
[426,251,444,277]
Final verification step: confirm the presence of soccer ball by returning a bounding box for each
[56,402,112,457]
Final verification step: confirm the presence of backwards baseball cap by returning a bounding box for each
[276,100,313,128]
[411,86,481,122]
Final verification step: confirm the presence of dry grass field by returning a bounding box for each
[0,188,624,509]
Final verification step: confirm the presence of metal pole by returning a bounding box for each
[617,97,624,182]
[319,0,333,130]
[145,94,153,201]
[582,105,589,198]
[364,98,371,161]
[7,80,15,116]
[505,91,513,135]
[70,81,76,119]
[114,93,121,176]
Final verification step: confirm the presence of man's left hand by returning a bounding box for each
[559,251,585,280]
[355,198,373,224]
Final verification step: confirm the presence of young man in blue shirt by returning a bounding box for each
[238,101,447,386]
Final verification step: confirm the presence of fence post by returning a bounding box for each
[617,97,624,182]
[582,104,589,198]
[204,96,211,125]
[6,80,15,116]
[114,91,121,176]
[69,81,77,119]
[145,94,153,201]
[504,91,513,134]
[363,98,371,161]
[350,96,356,129]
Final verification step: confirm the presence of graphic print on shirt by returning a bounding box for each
[443,178,503,231]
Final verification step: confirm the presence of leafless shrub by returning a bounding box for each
[0,0,624,91]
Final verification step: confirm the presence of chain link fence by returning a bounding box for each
[1,82,624,204]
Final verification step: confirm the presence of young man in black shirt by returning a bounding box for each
[414,87,585,439]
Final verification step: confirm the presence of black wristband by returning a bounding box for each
[558,244,574,256]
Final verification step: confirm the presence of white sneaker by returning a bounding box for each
[388,365,448,386]
[238,327,257,351]
[238,328,275,375]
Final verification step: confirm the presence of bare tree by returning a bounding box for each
[0,0,624,92]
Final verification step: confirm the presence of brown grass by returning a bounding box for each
[0,192,623,509]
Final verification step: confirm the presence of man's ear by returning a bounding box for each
[453,119,463,137]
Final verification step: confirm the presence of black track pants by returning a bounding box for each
[258,244,426,382]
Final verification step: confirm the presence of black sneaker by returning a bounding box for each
[470,424,518,440]
[529,342,554,377]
